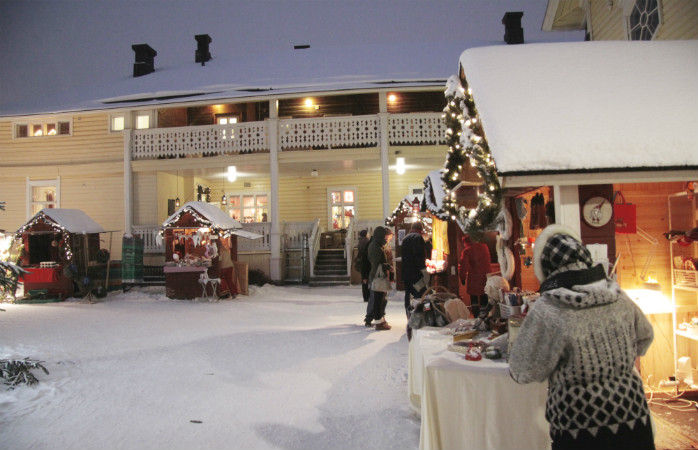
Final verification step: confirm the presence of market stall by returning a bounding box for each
[160,201,261,300]
[15,208,109,301]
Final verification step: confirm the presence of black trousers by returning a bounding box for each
[470,294,488,317]
[361,279,370,302]
[551,417,655,450]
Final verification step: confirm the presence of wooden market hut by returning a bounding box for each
[453,40,698,383]
[161,201,259,299]
[15,208,108,300]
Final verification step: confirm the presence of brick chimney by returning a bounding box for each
[132,44,157,77]
[502,12,524,45]
[195,34,212,65]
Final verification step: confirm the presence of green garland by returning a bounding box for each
[441,75,503,233]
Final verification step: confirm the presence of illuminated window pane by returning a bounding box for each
[32,124,43,136]
[343,190,354,203]
[256,195,268,207]
[112,116,125,131]
[331,191,341,204]
[243,195,255,207]
[46,123,57,135]
[228,196,241,207]
[135,114,150,129]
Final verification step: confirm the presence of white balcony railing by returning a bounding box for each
[132,122,268,160]
[279,115,380,150]
[130,113,446,159]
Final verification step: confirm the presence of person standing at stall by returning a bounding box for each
[216,237,238,299]
[367,226,393,331]
[355,230,370,303]
[401,221,427,315]
[459,234,492,318]
[508,224,655,450]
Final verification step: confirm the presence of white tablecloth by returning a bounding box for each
[410,329,551,450]
[408,327,453,414]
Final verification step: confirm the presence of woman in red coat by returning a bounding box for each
[459,234,492,318]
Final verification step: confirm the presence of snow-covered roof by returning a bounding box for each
[163,201,242,230]
[0,41,479,117]
[20,209,106,234]
[459,40,698,177]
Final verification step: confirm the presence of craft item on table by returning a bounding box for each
[484,346,502,359]
[489,317,508,335]
[453,329,479,343]
[464,343,482,361]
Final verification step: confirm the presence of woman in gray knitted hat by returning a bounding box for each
[509,224,654,450]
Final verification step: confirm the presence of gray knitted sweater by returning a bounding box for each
[508,278,654,438]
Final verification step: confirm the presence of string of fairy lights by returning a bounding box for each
[16,213,75,262]
[440,75,503,233]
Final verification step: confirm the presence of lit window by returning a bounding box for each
[28,179,59,216]
[217,116,238,125]
[14,119,71,138]
[135,114,150,129]
[329,188,356,230]
[111,116,125,131]
[225,193,268,223]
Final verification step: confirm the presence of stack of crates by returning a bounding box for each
[122,235,144,285]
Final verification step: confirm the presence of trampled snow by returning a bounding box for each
[0,285,419,450]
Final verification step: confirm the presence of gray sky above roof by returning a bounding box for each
[0,0,583,115]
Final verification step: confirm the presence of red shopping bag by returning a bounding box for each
[614,191,636,234]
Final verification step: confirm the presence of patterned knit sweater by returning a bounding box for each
[508,278,654,439]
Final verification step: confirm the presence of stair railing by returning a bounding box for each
[308,218,321,278]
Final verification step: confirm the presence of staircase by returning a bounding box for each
[309,249,350,287]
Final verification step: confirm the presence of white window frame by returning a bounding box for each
[327,186,357,230]
[13,117,72,139]
[225,192,269,223]
[26,177,60,219]
[623,0,663,41]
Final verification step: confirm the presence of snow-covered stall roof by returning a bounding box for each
[162,201,261,239]
[459,40,698,183]
[163,201,241,229]
[17,209,106,234]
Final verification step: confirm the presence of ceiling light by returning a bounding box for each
[396,157,406,175]
[227,166,236,182]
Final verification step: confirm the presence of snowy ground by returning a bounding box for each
[0,285,420,450]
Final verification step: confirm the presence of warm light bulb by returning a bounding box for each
[396,157,406,175]
[227,166,237,182]
[388,94,397,102]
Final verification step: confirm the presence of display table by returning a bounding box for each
[409,328,550,450]
[408,327,453,414]
[20,266,73,299]
[164,265,209,299]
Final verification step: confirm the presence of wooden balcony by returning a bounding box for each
[130,112,447,160]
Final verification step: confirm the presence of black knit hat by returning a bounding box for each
[534,224,593,282]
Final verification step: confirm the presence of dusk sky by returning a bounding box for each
[0,0,583,107]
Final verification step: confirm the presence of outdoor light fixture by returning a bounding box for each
[221,193,227,205]
[311,169,318,177]
[388,94,397,102]
[396,157,406,175]
[227,166,236,182]
[175,197,180,208]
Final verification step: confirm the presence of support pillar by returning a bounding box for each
[269,100,282,281]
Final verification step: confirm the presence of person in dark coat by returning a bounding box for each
[355,230,371,302]
[401,221,427,313]
[509,224,654,450]
[366,226,393,330]
[459,234,492,318]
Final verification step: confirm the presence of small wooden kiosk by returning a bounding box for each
[161,201,258,299]
[16,208,107,300]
